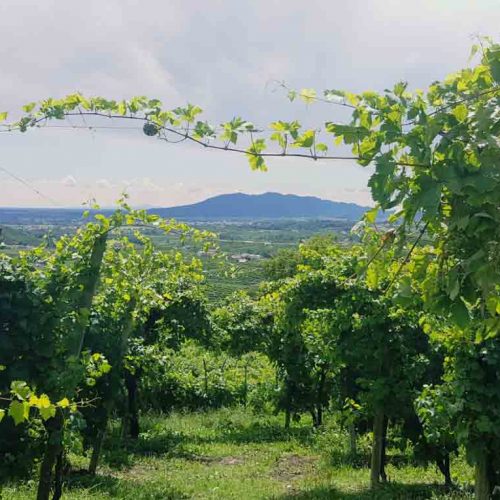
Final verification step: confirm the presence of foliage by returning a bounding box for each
[140,342,276,412]
[212,291,273,355]
[2,39,500,497]
[0,204,213,491]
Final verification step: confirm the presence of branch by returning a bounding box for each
[384,221,430,292]
[10,111,430,169]
[275,81,500,128]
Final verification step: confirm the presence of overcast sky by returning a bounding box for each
[0,0,499,208]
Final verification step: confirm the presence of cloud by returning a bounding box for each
[96,178,113,189]
[61,175,77,187]
[0,1,499,206]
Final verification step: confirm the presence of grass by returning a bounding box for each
[0,409,474,499]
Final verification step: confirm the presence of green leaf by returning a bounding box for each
[0,112,7,122]
[486,46,500,83]
[57,398,70,408]
[450,300,470,327]
[9,400,29,425]
[10,380,30,400]
[393,81,408,97]
[39,404,56,421]
[449,279,460,301]
[366,265,379,288]
[452,104,468,122]
[486,296,500,316]
[117,101,127,116]
[246,139,267,171]
[0,409,4,423]
[22,102,36,113]
[468,44,479,62]
[293,130,315,148]
[325,123,369,145]
[270,121,287,131]
[299,88,317,104]
[364,207,378,224]
[324,89,345,101]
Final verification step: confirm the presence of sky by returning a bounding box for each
[0,0,499,208]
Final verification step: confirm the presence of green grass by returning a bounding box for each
[1,409,474,499]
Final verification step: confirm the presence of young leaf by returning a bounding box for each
[299,88,317,104]
[9,400,29,425]
[22,102,36,113]
[364,207,379,224]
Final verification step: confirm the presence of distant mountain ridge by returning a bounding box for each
[0,193,373,224]
[150,192,370,220]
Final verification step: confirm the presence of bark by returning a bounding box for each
[380,415,388,483]
[370,410,385,489]
[117,301,138,442]
[349,422,357,458]
[315,368,326,427]
[284,377,292,430]
[52,451,64,500]
[475,448,493,500]
[125,370,140,439]
[310,409,319,428]
[316,405,323,427]
[36,411,64,500]
[243,362,248,407]
[284,408,291,430]
[203,358,209,395]
[436,453,452,487]
[88,426,106,475]
[74,233,108,357]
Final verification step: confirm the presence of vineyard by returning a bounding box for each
[0,39,500,500]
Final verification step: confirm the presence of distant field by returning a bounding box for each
[0,217,355,302]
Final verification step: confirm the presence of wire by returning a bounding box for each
[0,165,61,206]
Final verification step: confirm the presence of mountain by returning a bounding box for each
[0,193,373,225]
[150,192,370,220]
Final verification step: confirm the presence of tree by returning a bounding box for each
[264,237,435,485]
[212,290,271,355]
[0,205,210,499]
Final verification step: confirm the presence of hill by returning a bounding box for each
[150,192,370,220]
[0,193,372,225]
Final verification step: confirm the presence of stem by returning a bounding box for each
[243,361,248,408]
[89,425,106,475]
[284,408,291,430]
[475,448,492,500]
[125,370,140,439]
[385,221,429,292]
[74,233,108,357]
[349,422,357,458]
[203,358,209,396]
[52,451,64,500]
[436,453,452,487]
[36,410,64,500]
[380,415,388,482]
[316,367,326,427]
[370,410,385,489]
